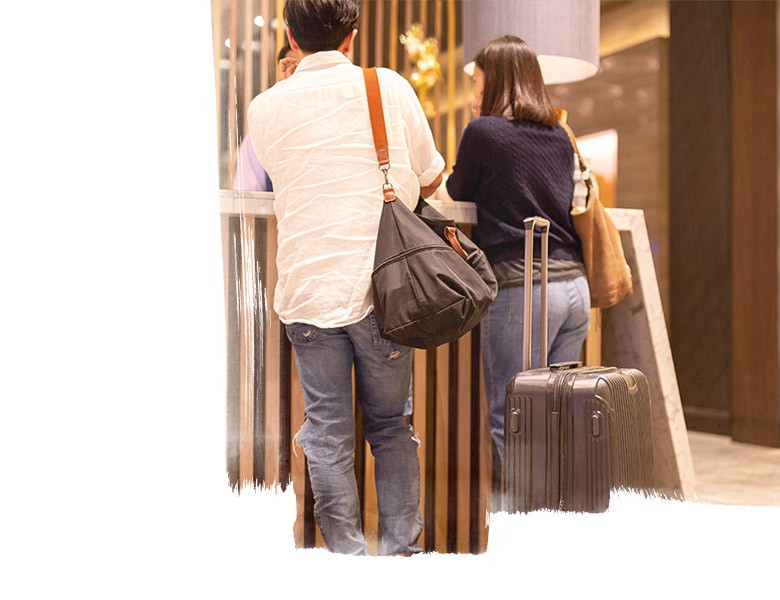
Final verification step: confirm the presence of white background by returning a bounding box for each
[2,1,778,598]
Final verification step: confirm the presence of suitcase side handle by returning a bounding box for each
[522,217,550,371]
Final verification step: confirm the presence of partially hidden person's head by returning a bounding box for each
[472,35,556,127]
[283,0,360,54]
[277,41,298,63]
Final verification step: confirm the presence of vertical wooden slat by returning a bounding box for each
[446,0,457,168]
[411,348,427,547]
[389,0,399,72]
[253,217,267,485]
[238,218,256,488]
[228,0,240,184]
[275,0,285,58]
[456,331,471,554]
[264,218,281,484]
[420,0,428,33]
[243,0,254,135]
[225,215,241,489]
[374,0,384,67]
[478,345,491,553]
[278,322,291,489]
[446,340,459,554]
[404,0,413,80]
[433,0,443,147]
[359,0,369,67]
[260,0,271,90]
[434,343,450,553]
[363,447,379,555]
[423,348,437,551]
[468,325,482,553]
[584,308,602,366]
[213,0,223,169]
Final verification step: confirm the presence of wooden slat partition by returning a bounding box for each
[218,1,492,553]
[225,209,492,553]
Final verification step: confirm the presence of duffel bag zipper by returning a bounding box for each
[373,243,453,271]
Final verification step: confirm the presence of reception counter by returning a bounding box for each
[220,190,695,553]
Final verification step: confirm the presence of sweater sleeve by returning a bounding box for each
[446,121,483,202]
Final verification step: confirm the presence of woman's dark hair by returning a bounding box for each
[474,35,557,127]
[284,0,360,53]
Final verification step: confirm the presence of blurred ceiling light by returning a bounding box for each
[254,15,266,27]
[462,0,600,85]
[224,38,231,48]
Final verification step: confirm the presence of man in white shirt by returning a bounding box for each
[247,0,444,555]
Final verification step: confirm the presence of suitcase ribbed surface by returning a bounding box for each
[602,369,654,491]
[504,366,654,514]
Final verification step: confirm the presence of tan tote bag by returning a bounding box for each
[558,113,633,309]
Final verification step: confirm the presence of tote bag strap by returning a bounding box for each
[363,67,396,201]
[556,108,595,202]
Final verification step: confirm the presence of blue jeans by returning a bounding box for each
[287,314,422,555]
[480,275,590,459]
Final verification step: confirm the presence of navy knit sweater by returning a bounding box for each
[446,116,582,266]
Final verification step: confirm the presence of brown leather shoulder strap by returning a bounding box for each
[557,112,595,196]
[363,68,390,167]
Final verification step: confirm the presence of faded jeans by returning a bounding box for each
[481,275,590,460]
[286,313,422,555]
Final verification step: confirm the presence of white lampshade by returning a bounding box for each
[462,0,600,85]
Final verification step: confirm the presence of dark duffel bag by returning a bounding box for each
[371,195,498,349]
[363,66,496,349]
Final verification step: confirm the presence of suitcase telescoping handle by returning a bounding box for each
[522,217,550,371]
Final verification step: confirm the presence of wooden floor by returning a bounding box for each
[687,430,780,506]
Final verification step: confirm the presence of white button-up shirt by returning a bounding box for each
[248,51,445,328]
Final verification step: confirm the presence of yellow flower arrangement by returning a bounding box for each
[399,23,442,118]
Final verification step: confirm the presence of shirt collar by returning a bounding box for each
[294,50,353,73]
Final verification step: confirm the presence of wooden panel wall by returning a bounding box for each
[668,1,732,435]
[668,1,780,447]
[730,1,780,447]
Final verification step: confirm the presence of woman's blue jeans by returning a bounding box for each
[480,275,590,459]
[286,314,422,555]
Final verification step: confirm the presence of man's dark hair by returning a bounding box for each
[283,0,360,53]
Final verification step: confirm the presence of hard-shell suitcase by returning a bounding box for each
[502,217,654,513]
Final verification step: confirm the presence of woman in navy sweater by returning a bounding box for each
[446,35,590,458]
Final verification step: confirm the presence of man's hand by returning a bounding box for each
[279,57,299,80]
